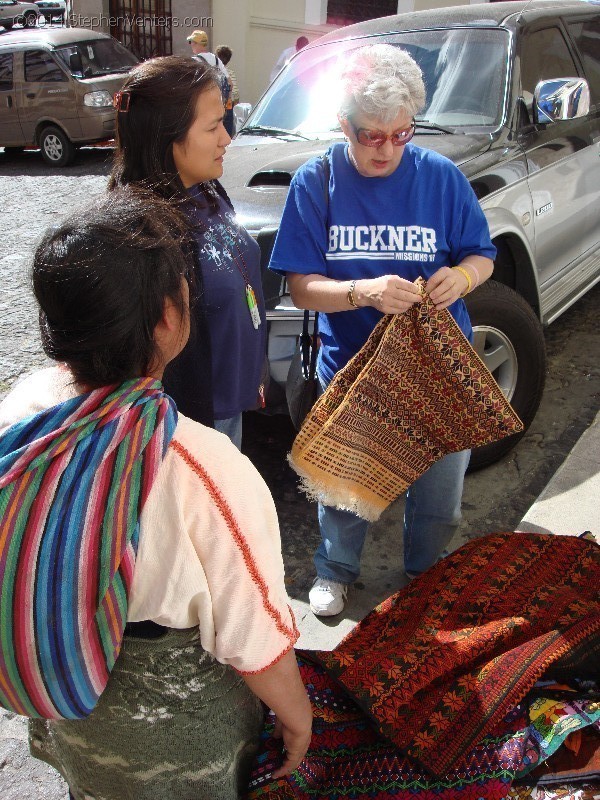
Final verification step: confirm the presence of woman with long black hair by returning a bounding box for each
[109,56,267,448]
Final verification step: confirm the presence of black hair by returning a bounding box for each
[32,187,194,389]
[108,56,222,211]
[215,45,232,65]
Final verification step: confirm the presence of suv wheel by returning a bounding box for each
[465,280,546,471]
[39,126,75,167]
[23,11,38,27]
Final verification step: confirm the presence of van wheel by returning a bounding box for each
[24,11,38,27]
[39,126,75,167]
[465,280,546,471]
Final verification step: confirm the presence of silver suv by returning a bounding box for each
[222,0,600,469]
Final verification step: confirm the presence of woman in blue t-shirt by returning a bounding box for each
[109,56,266,449]
[269,44,496,616]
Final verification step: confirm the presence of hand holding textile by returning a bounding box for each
[354,274,422,314]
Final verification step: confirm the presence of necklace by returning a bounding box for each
[215,213,262,330]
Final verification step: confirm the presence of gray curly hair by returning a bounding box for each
[338,44,426,123]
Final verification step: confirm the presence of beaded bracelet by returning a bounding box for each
[453,266,472,297]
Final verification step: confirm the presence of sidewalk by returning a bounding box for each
[291,408,600,651]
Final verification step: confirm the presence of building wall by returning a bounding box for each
[208,0,490,107]
[70,0,489,103]
[171,0,212,57]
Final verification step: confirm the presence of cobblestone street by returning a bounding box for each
[1,147,599,799]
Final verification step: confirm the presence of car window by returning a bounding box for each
[0,53,12,91]
[24,50,67,83]
[519,27,579,120]
[566,17,600,105]
[248,28,509,138]
[55,39,138,78]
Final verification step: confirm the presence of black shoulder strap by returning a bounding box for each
[298,153,329,377]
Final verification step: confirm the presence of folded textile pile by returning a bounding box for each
[289,278,523,521]
[246,660,599,800]
[244,532,600,799]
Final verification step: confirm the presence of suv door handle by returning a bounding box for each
[26,93,35,99]
[5,96,12,108]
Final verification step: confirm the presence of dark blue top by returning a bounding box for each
[269,143,496,384]
[187,188,266,419]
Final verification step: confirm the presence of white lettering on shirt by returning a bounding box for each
[327,225,438,261]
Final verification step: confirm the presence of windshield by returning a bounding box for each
[55,39,139,78]
[246,28,509,138]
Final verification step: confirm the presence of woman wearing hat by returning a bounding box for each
[188,29,233,108]
[109,56,260,449]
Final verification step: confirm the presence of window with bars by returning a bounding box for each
[327,0,398,27]
[109,0,172,60]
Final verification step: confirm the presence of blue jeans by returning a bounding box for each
[214,413,243,449]
[314,448,471,582]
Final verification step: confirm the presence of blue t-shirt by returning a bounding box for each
[188,188,266,419]
[269,143,496,384]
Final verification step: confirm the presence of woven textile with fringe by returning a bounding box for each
[289,278,523,521]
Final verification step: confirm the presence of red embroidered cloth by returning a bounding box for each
[315,532,600,777]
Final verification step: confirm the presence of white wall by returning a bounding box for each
[211,0,492,106]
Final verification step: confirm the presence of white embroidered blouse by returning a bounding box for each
[0,367,298,674]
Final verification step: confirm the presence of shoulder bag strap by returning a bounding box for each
[299,152,330,381]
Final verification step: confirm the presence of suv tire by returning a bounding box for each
[465,280,546,471]
[23,11,37,27]
[39,125,75,167]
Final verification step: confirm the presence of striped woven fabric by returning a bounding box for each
[0,378,177,720]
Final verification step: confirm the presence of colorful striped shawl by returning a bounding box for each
[0,377,177,719]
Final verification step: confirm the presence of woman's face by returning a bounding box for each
[172,85,231,188]
[339,107,413,179]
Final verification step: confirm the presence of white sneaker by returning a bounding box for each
[309,578,348,617]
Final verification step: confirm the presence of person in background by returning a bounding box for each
[269,44,495,617]
[188,29,233,109]
[270,35,309,83]
[216,45,240,137]
[109,56,267,449]
[0,188,312,800]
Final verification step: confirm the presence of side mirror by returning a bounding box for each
[233,102,252,133]
[69,52,84,76]
[533,78,590,123]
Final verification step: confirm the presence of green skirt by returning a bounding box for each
[29,627,264,800]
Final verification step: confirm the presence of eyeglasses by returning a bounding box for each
[348,118,415,148]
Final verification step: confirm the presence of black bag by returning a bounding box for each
[286,310,319,430]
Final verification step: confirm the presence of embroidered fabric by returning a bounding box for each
[289,277,523,521]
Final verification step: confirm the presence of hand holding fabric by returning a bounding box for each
[426,265,467,309]
[356,274,422,314]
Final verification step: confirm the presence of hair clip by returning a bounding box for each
[113,91,131,112]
